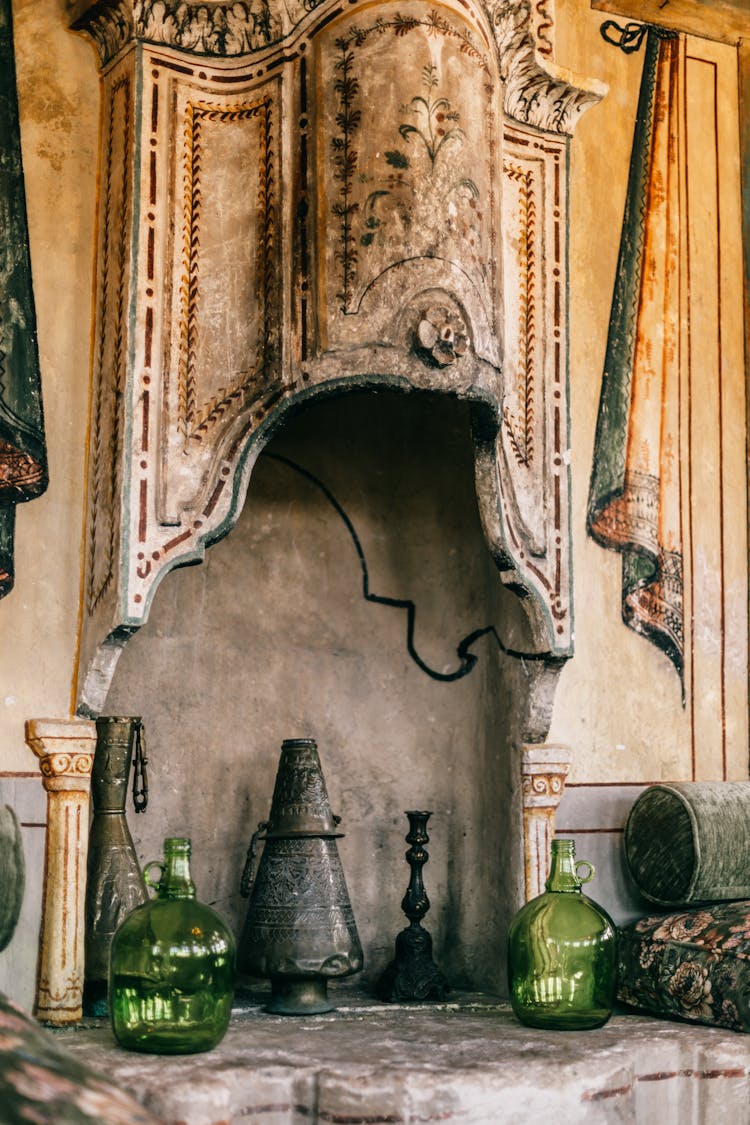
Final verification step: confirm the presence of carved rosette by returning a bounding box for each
[26,719,97,1024]
[521,743,572,901]
[72,0,603,717]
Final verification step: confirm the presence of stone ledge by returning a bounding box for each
[52,994,750,1124]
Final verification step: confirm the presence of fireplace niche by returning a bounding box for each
[103,387,553,996]
[65,0,603,998]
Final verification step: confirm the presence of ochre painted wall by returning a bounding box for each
[1,0,98,764]
[551,12,748,783]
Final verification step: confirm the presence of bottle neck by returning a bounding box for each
[545,840,581,893]
[159,838,196,899]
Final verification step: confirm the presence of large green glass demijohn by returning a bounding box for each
[109,837,235,1054]
[507,838,617,1030]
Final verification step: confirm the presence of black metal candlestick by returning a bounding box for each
[377,810,450,1002]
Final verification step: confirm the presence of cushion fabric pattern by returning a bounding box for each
[624,782,750,906]
[0,992,159,1124]
[617,900,750,1032]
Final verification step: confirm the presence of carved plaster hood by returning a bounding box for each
[69,0,603,720]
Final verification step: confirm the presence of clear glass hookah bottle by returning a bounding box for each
[109,837,235,1053]
[507,838,617,1030]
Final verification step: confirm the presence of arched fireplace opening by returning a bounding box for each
[102,387,539,996]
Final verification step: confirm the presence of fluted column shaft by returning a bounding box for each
[26,718,96,1025]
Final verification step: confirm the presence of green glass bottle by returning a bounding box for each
[507,838,617,1030]
[109,837,235,1053]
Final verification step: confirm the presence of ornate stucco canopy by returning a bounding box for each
[67,0,604,721]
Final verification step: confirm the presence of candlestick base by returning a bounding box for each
[377,923,450,1003]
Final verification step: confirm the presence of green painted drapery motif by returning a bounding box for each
[587,26,683,685]
[0,0,47,596]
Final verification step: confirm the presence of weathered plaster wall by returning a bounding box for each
[0,0,747,1002]
[552,17,748,785]
[0,0,97,767]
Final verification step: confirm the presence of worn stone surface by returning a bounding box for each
[53,995,750,1124]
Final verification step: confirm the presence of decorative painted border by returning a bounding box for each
[87,73,132,615]
[503,159,537,467]
[532,0,553,58]
[500,122,568,638]
[177,96,277,444]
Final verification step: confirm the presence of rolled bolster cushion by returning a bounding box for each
[624,782,750,906]
[617,901,750,1032]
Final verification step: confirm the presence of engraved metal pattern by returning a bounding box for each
[241,838,358,947]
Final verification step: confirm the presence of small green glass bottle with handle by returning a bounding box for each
[507,838,617,1030]
[109,837,235,1053]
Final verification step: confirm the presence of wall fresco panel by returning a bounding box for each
[684,40,747,781]
[161,75,281,517]
[713,41,748,780]
[86,71,132,617]
[314,3,502,359]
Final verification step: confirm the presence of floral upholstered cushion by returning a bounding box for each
[0,992,159,1124]
[617,901,750,1032]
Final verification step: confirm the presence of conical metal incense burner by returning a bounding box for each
[84,716,149,1015]
[238,738,363,1015]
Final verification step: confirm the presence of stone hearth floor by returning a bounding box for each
[53,992,750,1124]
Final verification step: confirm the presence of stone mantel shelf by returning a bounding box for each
[53,993,750,1123]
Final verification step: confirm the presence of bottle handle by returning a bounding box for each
[143,860,164,893]
[575,859,595,884]
[132,720,149,814]
[240,821,270,898]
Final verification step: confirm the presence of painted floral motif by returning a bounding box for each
[359,64,478,255]
[330,21,491,310]
[618,901,750,1032]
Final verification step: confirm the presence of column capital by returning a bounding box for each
[521,743,572,809]
[520,743,573,902]
[26,718,96,793]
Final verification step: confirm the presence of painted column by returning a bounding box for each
[26,718,96,1025]
[521,744,572,901]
